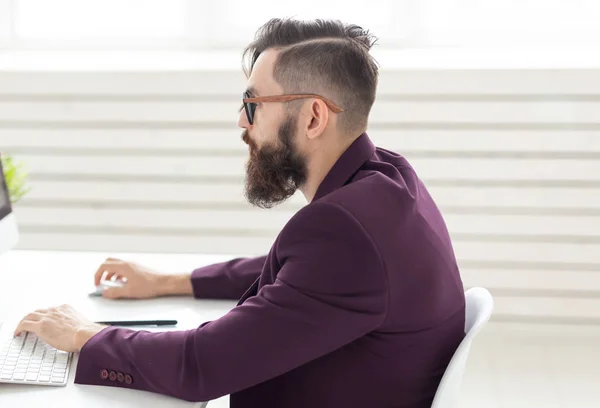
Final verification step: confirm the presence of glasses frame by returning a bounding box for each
[242,91,344,125]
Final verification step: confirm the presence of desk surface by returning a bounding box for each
[0,249,239,407]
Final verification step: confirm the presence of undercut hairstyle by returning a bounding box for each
[243,18,380,134]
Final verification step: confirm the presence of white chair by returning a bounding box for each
[430,287,494,408]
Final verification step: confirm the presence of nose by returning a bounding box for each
[238,107,250,129]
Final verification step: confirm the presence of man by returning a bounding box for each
[15,18,465,407]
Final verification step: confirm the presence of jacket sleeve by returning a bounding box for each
[73,202,388,402]
[190,256,267,299]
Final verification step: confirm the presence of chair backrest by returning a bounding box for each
[430,287,494,408]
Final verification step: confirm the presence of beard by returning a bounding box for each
[242,116,308,209]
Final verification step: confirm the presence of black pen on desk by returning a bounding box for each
[95,319,178,327]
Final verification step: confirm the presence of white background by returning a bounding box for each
[1,0,600,49]
[0,3,599,408]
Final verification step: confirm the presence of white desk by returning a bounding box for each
[0,249,240,407]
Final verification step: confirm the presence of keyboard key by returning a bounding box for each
[13,372,26,380]
[0,332,72,385]
[56,353,69,363]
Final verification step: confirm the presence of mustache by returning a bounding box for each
[242,131,258,154]
[242,131,253,146]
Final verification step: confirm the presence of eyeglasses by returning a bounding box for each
[242,91,344,125]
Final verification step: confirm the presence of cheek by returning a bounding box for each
[257,105,283,131]
[254,125,277,149]
[252,127,267,149]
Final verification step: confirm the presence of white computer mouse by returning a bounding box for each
[89,280,125,297]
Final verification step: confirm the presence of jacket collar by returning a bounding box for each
[312,132,375,202]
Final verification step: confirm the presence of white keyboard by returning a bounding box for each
[0,330,72,386]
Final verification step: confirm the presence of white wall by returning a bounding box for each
[1,61,599,326]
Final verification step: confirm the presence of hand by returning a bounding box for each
[94,257,193,299]
[14,305,105,352]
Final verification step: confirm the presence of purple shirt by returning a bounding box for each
[75,133,465,407]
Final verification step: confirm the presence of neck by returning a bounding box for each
[299,135,357,202]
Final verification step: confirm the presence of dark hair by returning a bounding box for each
[242,18,379,134]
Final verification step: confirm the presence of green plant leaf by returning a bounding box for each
[1,153,31,204]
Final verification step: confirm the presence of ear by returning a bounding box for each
[305,99,329,141]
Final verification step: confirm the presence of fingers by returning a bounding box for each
[14,304,75,337]
[102,286,128,299]
[94,259,127,285]
[22,311,44,322]
[14,319,41,337]
[103,272,124,283]
[15,308,53,335]
[94,262,106,286]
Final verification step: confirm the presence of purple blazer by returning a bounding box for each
[75,133,465,408]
